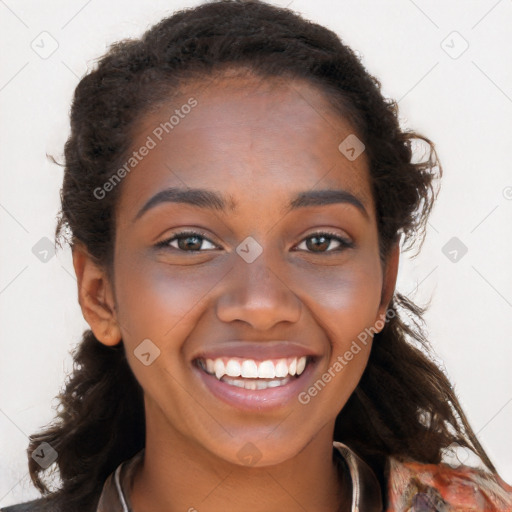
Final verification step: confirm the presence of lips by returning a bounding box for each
[191,340,318,362]
[190,341,318,406]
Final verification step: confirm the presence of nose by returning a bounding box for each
[215,249,302,331]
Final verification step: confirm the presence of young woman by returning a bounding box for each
[4,1,512,511]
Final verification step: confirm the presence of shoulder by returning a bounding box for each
[1,497,62,512]
[385,457,512,511]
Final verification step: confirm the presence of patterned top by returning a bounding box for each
[94,443,512,512]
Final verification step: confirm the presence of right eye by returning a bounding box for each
[155,231,219,252]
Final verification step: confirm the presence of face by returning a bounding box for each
[77,73,398,468]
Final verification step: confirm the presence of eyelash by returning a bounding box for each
[154,230,354,254]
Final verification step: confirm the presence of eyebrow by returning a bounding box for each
[132,186,369,223]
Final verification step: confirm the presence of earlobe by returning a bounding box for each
[375,241,400,332]
[72,243,122,346]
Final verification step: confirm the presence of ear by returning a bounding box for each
[374,240,400,332]
[72,242,122,346]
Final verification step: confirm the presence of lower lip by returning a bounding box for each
[193,360,316,411]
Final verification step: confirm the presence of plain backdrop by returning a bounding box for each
[1,0,511,507]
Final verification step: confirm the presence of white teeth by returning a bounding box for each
[275,360,289,378]
[240,359,259,378]
[296,356,306,375]
[225,359,241,377]
[214,359,225,380]
[258,360,275,379]
[201,355,309,382]
[222,376,292,390]
[289,358,297,376]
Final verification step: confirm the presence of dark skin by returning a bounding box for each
[72,73,399,512]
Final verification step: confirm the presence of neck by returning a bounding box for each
[129,406,351,512]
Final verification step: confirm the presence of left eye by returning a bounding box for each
[295,232,353,253]
[156,231,353,253]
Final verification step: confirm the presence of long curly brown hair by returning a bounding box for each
[24,1,495,510]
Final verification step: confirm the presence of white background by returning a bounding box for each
[1,0,511,507]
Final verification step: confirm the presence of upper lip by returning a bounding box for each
[191,341,319,362]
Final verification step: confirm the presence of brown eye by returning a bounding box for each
[296,232,354,253]
[155,231,218,252]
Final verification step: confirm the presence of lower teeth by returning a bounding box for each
[221,375,292,390]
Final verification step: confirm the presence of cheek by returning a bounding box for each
[114,255,219,341]
[289,259,381,398]
[290,258,383,337]
[112,257,221,405]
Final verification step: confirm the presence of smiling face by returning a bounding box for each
[75,72,398,469]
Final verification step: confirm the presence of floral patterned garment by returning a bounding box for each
[386,457,512,511]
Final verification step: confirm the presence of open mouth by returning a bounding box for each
[194,355,313,391]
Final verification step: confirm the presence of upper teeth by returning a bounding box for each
[202,356,308,380]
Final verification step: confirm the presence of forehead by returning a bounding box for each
[115,74,374,225]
